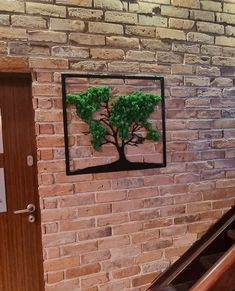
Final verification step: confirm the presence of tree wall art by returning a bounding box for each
[62,73,166,175]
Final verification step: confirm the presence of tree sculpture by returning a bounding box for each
[67,86,162,166]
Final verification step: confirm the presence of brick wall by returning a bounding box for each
[0,0,235,290]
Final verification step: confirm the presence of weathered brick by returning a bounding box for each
[161,6,189,18]
[89,22,123,35]
[71,60,107,71]
[172,64,193,74]
[90,48,124,60]
[50,18,85,32]
[28,30,67,43]
[94,0,123,11]
[157,52,183,64]
[225,25,235,37]
[126,50,155,61]
[26,2,66,18]
[70,33,105,46]
[66,263,100,279]
[0,42,7,54]
[138,15,167,27]
[224,3,235,14]
[169,18,194,30]
[201,1,222,12]
[0,15,10,26]
[81,273,109,288]
[196,66,220,76]
[140,64,171,74]
[197,22,224,35]
[0,27,27,40]
[172,0,199,8]
[215,36,235,47]
[0,1,24,13]
[216,13,235,25]
[126,25,155,38]
[156,28,186,40]
[185,76,210,86]
[56,0,92,6]
[108,61,139,73]
[9,42,49,56]
[185,54,210,64]
[173,43,200,54]
[201,45,222,56]
[105,11,137,24]
[212,56,235,66]
[141,39,171,51]
[190,10,215,21]
[107,36,139,49]
[30,57,68,69]
[52,46,89,58]
[12,15,47,29]
[187,32,214,44]
[68,7,103,20]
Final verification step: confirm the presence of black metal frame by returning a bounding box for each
[62,73,166,175]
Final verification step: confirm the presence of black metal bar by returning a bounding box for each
[61,74,71,175]
[160,77,167,167]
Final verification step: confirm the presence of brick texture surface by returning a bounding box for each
[0,0,235,290]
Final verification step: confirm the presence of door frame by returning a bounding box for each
[0,71,45,291]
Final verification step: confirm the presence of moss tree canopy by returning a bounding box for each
[109,91,161,140]
[67,86,111,123]
[67,86,161,153]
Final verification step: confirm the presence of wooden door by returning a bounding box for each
[0,73,44,291]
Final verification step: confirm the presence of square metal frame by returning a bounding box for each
[62,73,166,175]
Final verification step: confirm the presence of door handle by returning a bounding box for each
[14,204,36,214]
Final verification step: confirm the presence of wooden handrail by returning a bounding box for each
[148,206,235,289]
[190,244,235,291]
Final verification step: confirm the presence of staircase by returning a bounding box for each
[147,206,235,291]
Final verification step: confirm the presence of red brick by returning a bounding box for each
[142,238,173,252]
[62,241,98,256]
[47,272,64,284]
[78,227,112,241]
[39,184,73,197]
[112,266,140,279]
[65,263,100,279]
[98,235,130,250]
[96,190,127,202]
[60,218,95,232]
[0,56,28,71]
[29,57,68,69]
[143,218,173,230]
[74,180,111,193]
[113,222,143,235]
[132,272,159,287]
[97,213,129,227]
[41,208,76,222]
[188,222,212,233]
[135,250,163,264]
[81,250,111,264]
[44,256,80,272]
[78,204,112,217]
[131,229,160,244]
[81,273,109,288]
[130,209,160,221]
[165,246,189,258]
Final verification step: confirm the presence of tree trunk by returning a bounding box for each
[117,146,128,164]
